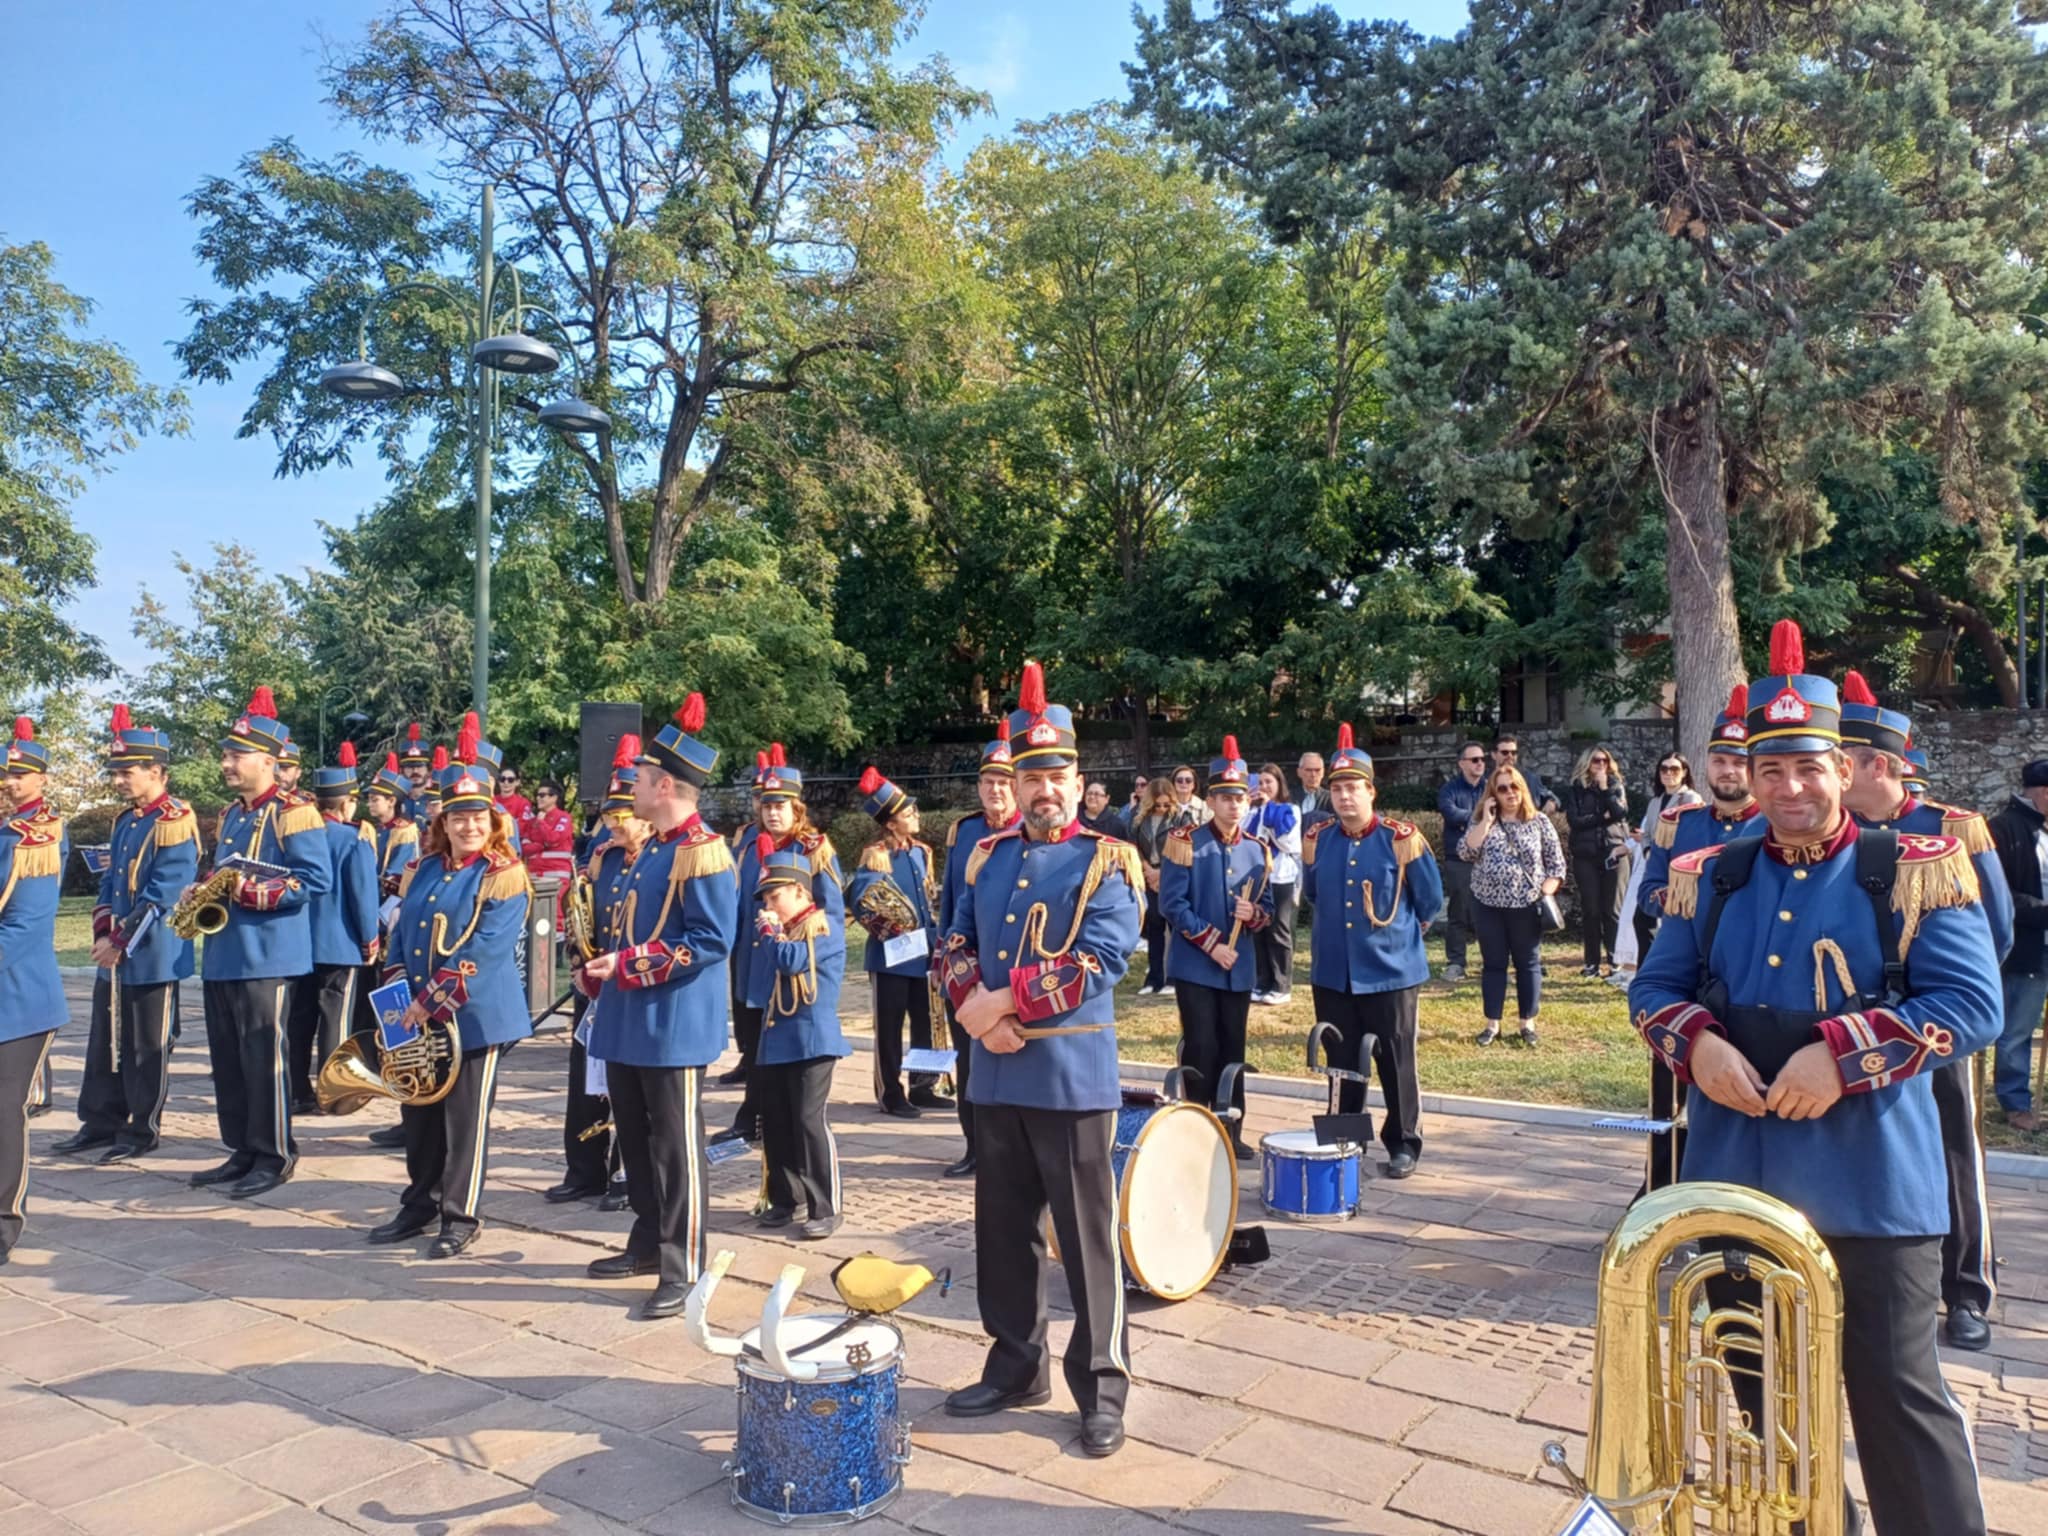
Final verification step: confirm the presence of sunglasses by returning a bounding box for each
[1660,763,1683,773]
[1460,755,1484,764]
[1175,777,1195,786]
[1496,748,1519,757]
[1591,756,1610,765]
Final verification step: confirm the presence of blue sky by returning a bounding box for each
[8,1,1475,674]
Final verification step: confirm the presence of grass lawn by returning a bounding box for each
[56,895,96,968]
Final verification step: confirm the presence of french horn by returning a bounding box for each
[316,1014,463,1112]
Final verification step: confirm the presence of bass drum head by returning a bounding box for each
[1120,1101,1238,1300]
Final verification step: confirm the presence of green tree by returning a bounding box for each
[0,240,187,699]
[1132,0,2048,766]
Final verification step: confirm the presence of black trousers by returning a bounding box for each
[1932,1057,1995,1313]
[947,1001,975,1149]
[287,963,359,1107]
[757,1056,840,1219]
[349,962,382,1039]
[730,1005,765,1138]
[398,1042,508,1233]
[1571,852,1624,967]
[1644,1060,1687,1195]
[609,1061,707,1285]
[201,977,297,1175]
[562,999,613,1190]
[1254,882,1299,997]
[1176,982,1250,1134]
[1,1031,56,1257]
[1630,910,1658,970]
[1310,983,1422,1161]
[1473,900,1544,1020]
[870,972,933,1107]
[1439,858,1474,971]
[79,976,179,1151]
[1712,1234,1985,1536]
[974,1103,1129,1416]
[1141,895,1168,990]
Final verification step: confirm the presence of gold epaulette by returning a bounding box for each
[390,821,419,845]
[964,826,1021,886]
[1384,816,1426,866]
[1662,844,1724,921]
[357,821,377,843]
[153,800,198,847]
[946,818,961,849]
[1163,826,1195,867]
[6,818,62,879]
[860,841,894,874]
[669,826,735,886]
[1935,805,1994,857]
[277,799,324,838]
[803,832,839,876]
[1652,803,1694,849]
[481,854,532,904]
[1087,834,1145,893]
[396,859,421,899]
[1303,820,1325,870]
[784,907,830,944]
[1894,833,1981,955]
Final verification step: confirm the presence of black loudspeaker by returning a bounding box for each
[578,702,643,802]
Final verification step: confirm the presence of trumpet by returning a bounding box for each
[169,868,242,939]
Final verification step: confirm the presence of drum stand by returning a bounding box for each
[1306,1021,1376,1151]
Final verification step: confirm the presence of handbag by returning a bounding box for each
[1538,891,1565,932]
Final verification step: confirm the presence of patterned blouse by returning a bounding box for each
[1460,814,1567,909]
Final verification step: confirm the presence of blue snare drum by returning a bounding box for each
[730,1315,907,1526]
[1260,1129,1361,1221]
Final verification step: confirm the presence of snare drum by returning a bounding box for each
[1260,1129,1361,1221]
[729,1315,907,1526]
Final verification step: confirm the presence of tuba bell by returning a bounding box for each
[1546,1182,1846,1535]
[316,1016,463,1114]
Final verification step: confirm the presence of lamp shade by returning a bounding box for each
[472,333,561,375]
[319,360,406,401]
[538,396,612,435]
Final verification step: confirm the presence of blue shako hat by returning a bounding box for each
[105,704,170,768]
[1207,734,1250,792]
[437,718,495,811]
[980,718,1015,776]
[1708,686,1749,757]
[755,742,803,800]
[312,741,361,795]
[6,716,49,775]
[1326,722,1373,782]
[1837,670,1912,759]
[221,685,291,756]
[602,735,640,814]
[368,752,410,800]
[1903,746,1930,793]
[1745,620,1841,755]
[1004,660,1077,766]
[754,831,811,889]
[638,693,718,787]
[859,765,912,823]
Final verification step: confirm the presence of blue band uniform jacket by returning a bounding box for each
[735,831,844,1009]
[940,822,1142,1112]
[845,840,938,977]
[309,817,381,967]
[202,788,334,980]
[758,904,851,1065]
[1855,795,2013,963]
[371,817,420,897]
[0,803,66,1041]
[589,816,738,1069]
[387,852,532,1051]
[939,811,1018,941]
[92,795,199,984]
[1628,822,2001,1237]
[1300,816,1443,994]
[1157,823,1273,991]
[1638,800,1765,919]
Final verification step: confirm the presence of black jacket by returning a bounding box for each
[1988,794,2048,974]
[1561,782,1630,861]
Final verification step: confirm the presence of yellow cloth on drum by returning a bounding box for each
[831,1254,943,1314]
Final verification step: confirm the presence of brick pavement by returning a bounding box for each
[3,975,2045,1535]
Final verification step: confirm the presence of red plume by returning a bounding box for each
[382,752,400,774]
[1768,619,1805,677]
[755,831,776,865]
[1336,722,1355,753]
[858,766,883,796]
[1018,659,1046,716]
[996,717,1011,742]
[431,745,450,772]
[1221,734,1240,762]
[1725,684,1748,719]
[456,716,480,765]
[769,742,786,768]
[246,686,276,719]
[676,693,706,734]
[613,733,641,770]
[337,742,358,768]
[755,749,769,772]
[13,716,32,742]
[1840,669,1878,708]
[459,710,479,739]
[110,703,133,733]
[406,721,422,747]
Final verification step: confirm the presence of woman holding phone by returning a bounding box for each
[1459,766,1565,1047]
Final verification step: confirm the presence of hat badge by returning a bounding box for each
[1763,686,1812,724]
[1028,721,1058,746]
[761,774,781,791]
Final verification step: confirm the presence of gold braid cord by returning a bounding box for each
[1812,938,1856,1011]
[769,908,828,1018]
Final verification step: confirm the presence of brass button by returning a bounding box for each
[1347,922,1355,929]
[1792,869,1808,880]
[1779,910,1793,922]
[1767,954,1782,967]
[1017,880,1029,889]
[413,947,423,956]
[997,949,1008,960]
[1005,914,1016,924]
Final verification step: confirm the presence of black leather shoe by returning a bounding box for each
[367,1212,435,1245]
[224,1167,291,1200]
[292,1096,319,1116]
[756,1206,796,1229]
[367,1123,407,1148]
[643,1281,689,1319]
[52,1129,115,1156]
[599,1185,631,1212]
[1233,1140,1256,1163]
[190,1158,254,1188]
[908,1088,954,1111]
[715,1065,748,1086]
[429,1227,480,1260]
[945,1382,1052,1418]
[880,1100,921,1120]
[587,1251,660,1280]
[98,1143,152,1165]
[1387,1152,1417,1180]
[1080,1411,1125,1458]
[1945,1302,1992,1351]
[544,1180,606,1204]
[796,1215,842,1241]
[26,1101,52,1117]
[943,1154,976,1179]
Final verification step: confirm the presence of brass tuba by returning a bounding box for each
[1546,1182,1846,1535]
[169,867,242,939]
[315,1016,463,1113]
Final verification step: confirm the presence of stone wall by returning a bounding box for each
[1897,711,2048,813]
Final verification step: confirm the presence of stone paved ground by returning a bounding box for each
[5,975,2046,1536]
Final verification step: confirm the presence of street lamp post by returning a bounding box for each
[319,186,610,732]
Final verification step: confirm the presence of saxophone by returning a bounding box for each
[169,868,242,939]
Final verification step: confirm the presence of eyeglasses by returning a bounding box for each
[499,774,518,786]
[1496,748,1519,758]
[1460,755,1484,765]
[1590,755,1610,765]
[1660,763,1683,774]
[1174,776,1195,786]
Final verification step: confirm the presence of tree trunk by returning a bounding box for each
[1655,382,1746,771]
[1891,563,2022,707]
[1132,692,1152,777]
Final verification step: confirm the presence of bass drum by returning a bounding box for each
[1050,1098,1238,1301]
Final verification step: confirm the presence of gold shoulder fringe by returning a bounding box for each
[357,821,377,843]
[482,863,532,904]
[277,801,324,838]
[1652,808,1684,849]
[784,908,831,944]
[153,808,198,847]
[965,831,1015,887]
[397,860,421,900]
[860,841,893,874]
[1895,836,1982,956]
[809,834,839,876]
[1664,862,1701,919]
[670,833,735,887]
[390,822,419,846]
[1095,838,1145,893]
[946,819,961,849]
[9,835,62,880]
[1390,822,1427,867]
[1163,828,1195,867]
[1939,808,1994,857]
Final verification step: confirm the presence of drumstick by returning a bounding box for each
[1223,867,1268,952]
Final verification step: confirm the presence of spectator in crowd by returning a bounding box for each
[1246,764,1301,1005]
[1080,778,1120,834]
[1436,742,1489,982]
[521,779,578,901]
[1493,736,1559,812]
[1169,764,1213,826]
[1460,765,1566,1047]
[1561,744,1631,976]
[1296,752,1328,818]
[495,764,531,822]
[1123,772,1150,831]
[1988,759,2048,1134]
[1130,776,1185,995]
[1631,752,1700,965]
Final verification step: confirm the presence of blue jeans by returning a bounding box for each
[1995,968,2048,1112]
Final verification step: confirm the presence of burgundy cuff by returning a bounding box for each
[381,963,405,988]
[1242,908,1271,933]
[1011,953,1099,1023]
[617,941,688,989]
[1185,923,1223,954]
[938,938,981,1010]
[420,962,475,1021]
[234,876,297,912]
[1635,1001,1724,1083]
[1817,1008,1956,1095]
[92,905,112,941]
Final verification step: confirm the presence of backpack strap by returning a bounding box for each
[1695,836,1765,1012]
[1855,826,1905,1004]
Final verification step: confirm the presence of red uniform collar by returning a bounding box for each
[1336,814,1380,839]
[140,793,172,815]
[656,812,705,844]
[988,810,1021,831]
[1026,816,1085,844]
[242,784,281,811]
[1210,822,1246,846]
[9,796,46,820]
[1764,813,1857,866]
[1718,799,1760,822]
[322,811,350,824]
